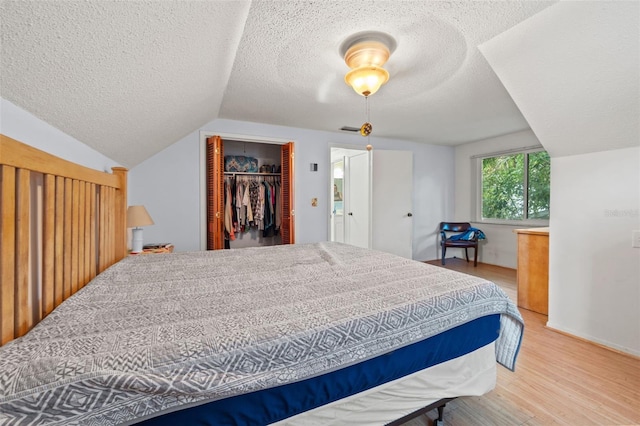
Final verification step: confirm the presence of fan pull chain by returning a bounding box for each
[366,95,370,123]
[360,95,373,137]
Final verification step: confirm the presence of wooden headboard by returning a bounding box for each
[0,135,128,345]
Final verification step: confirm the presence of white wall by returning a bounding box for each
[547,147,640,356]
[0,98,120,171]
[477,1,640,357]
[129,118,455,261]
[454,129,543,268]
[479,1,639,158]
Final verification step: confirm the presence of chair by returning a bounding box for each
[439,222,480,267]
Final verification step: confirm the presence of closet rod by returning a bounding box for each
[224,172,280,176]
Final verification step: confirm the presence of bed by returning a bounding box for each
[0,135,524,425]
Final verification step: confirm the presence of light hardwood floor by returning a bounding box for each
[401,258,640,426]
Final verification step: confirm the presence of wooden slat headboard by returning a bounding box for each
[0,134,128,345]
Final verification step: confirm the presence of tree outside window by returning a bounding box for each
[481,151,550,222]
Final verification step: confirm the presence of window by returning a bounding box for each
[479,150,550,223]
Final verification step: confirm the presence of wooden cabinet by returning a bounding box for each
[514,227,549,315]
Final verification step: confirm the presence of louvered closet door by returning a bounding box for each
[280,142,295,245]
[206,136,224,250]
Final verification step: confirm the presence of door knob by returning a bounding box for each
[407,213,413,217]
[348,212,353,216]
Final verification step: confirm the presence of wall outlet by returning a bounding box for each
[311,198,318,207]
[633,230,640,248]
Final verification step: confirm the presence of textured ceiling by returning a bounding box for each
[1,0,557,167]
[0,0,251,167]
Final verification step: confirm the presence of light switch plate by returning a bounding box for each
[633,230,640,248]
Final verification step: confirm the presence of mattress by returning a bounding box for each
[0,242,523,425]
[136,315,500,425]
[275,342,497,426]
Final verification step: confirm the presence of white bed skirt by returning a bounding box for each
[272,342,497,426]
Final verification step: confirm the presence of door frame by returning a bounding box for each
[199,131,294,250]
[328,144,372,247]
[330,158,344,243]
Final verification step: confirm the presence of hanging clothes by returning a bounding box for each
[224,178,235,241]
[273,179,280,234]
[223,173,281,242]
[249,180,260,226]
[243,181,253,224]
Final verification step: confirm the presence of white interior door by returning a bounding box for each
[372,150,413,258]
[346,152,371,249]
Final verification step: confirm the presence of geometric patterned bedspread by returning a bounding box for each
[0,242,523,425]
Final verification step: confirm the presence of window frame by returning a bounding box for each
[474,147,550,226]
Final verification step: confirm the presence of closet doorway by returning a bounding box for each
[204,135,294,250]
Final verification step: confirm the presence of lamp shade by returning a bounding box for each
[127,205,154,228]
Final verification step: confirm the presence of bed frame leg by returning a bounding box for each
[434,402,446,425]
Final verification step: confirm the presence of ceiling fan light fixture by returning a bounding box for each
[341,32,396,97]
[345,66,389,97]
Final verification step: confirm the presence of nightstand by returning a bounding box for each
[130,244,174,255]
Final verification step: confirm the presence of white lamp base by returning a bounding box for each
[131,227,144,252]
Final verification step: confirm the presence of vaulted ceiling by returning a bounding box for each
[1,0,558,167]
[479,0,640,158]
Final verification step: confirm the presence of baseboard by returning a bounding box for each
[424,257,516,272]
[545,324,640,360]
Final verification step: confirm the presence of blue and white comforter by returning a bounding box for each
[0,242,523,425]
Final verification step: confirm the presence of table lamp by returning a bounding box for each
[127,205,154,253]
